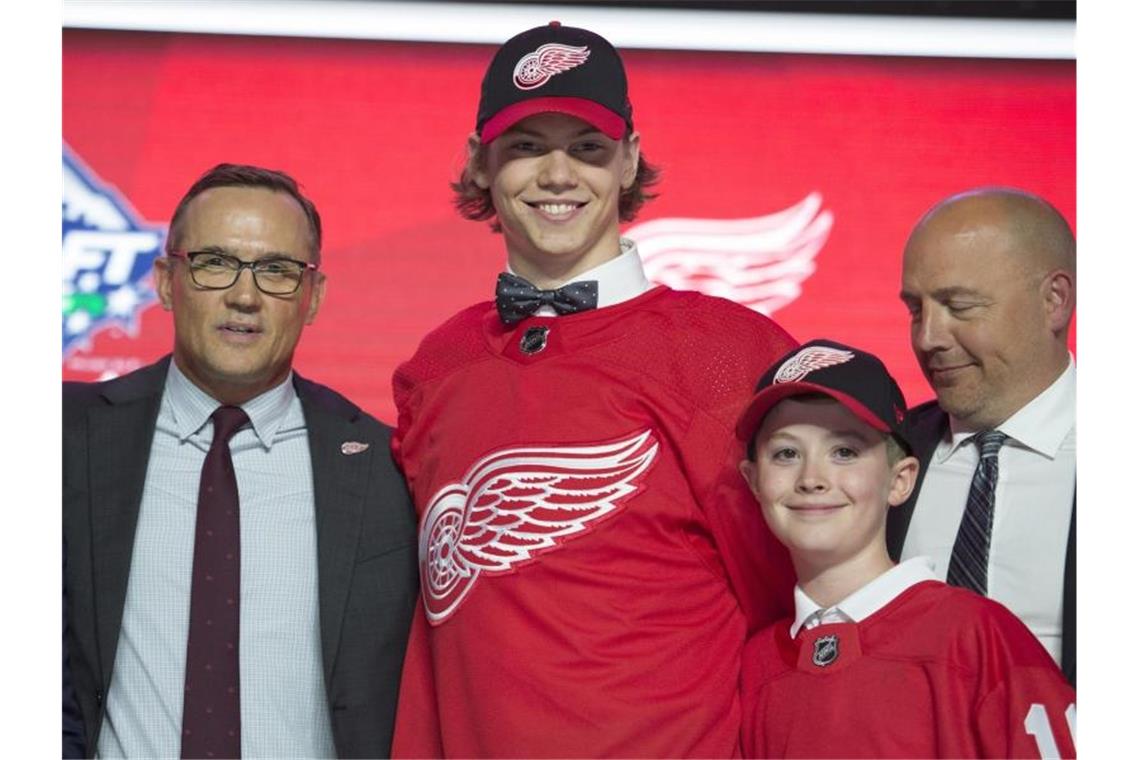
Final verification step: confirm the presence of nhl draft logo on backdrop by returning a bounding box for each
[513,43,590,90]
[775,345,855,384]
[419,430,659,624]
[62,145,164,356]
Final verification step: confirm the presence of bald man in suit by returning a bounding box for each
[891,187,1076,686]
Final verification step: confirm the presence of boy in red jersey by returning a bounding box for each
[736,339,1075,758]
[390,21,797,758]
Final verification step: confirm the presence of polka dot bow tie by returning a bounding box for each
[495,272,599,325]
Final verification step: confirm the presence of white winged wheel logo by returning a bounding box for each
[774,345,855,384]
[628,192,834,315]
[419,430,659,625]
[513,43,591,90]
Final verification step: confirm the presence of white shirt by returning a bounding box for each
[791,557,940,638]
[99,362,335,759]
[506,237,652,313]
[900,358,1076,665]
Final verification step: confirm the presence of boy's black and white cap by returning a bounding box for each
[735,339,912,453]
[476,21,633,144]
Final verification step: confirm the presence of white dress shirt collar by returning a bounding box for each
[505,237,652,310]
[941,355,1075,462]
[165,359,297,450]
[789,557,939,638]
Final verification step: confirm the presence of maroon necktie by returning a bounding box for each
[182,405,248,759]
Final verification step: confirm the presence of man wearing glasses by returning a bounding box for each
[63,164,417,758]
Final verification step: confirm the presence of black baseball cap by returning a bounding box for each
[476,21,634,144]
[735,339,912,453]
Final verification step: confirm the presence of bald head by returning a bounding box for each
[908,187,1074,278]
[900,187,1075,430]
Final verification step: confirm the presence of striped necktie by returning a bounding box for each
[946,431,1008,595]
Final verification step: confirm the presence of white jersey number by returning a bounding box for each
[1024,703,1076,759]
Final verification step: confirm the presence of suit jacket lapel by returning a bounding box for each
[1062,493,1076,686]
[296,375,370,685]
[88,357,168,689]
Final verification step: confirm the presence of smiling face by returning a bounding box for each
[472,112,640,287]
[153,186,325,404]
[900,195,1072,430]
[739,398,917,581]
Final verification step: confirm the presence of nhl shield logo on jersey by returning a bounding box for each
[62,145,164,356]
[419,430,659,625]
[812,633,840,667]
[520,325,549,354]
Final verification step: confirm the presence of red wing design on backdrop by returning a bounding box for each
[630,192,832,314]
[62,146,164,368]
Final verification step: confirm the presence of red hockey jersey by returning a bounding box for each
[390,286,797,757]
[742,581,1076,758]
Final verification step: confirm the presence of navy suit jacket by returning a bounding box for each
[886,400,1076,686]
[62,357,419,757]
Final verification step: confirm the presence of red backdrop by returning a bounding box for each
[62,29,1075,424]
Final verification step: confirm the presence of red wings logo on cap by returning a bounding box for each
[419,430,659,624]
[513,43,591,90]
[629,193,833,316]
[774,346,855,384]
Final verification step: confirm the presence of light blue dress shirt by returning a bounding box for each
[98,362,336,758]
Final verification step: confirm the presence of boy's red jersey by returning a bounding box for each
[743,580,1076,758]
[390,287,796,757]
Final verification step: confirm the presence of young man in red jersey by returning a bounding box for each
[736,339,1075,758]
[390,22,797,757]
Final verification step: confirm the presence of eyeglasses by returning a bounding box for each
[168,250,319,295]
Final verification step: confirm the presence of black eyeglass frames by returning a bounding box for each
[167,250,319,295]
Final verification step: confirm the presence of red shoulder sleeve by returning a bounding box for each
[678,300,798,631]
[389,302,492,473]
[971,602,1077,758]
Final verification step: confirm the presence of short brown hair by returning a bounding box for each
[165,163,323,264]
[884,434,908,467]
[452,140,660,232]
